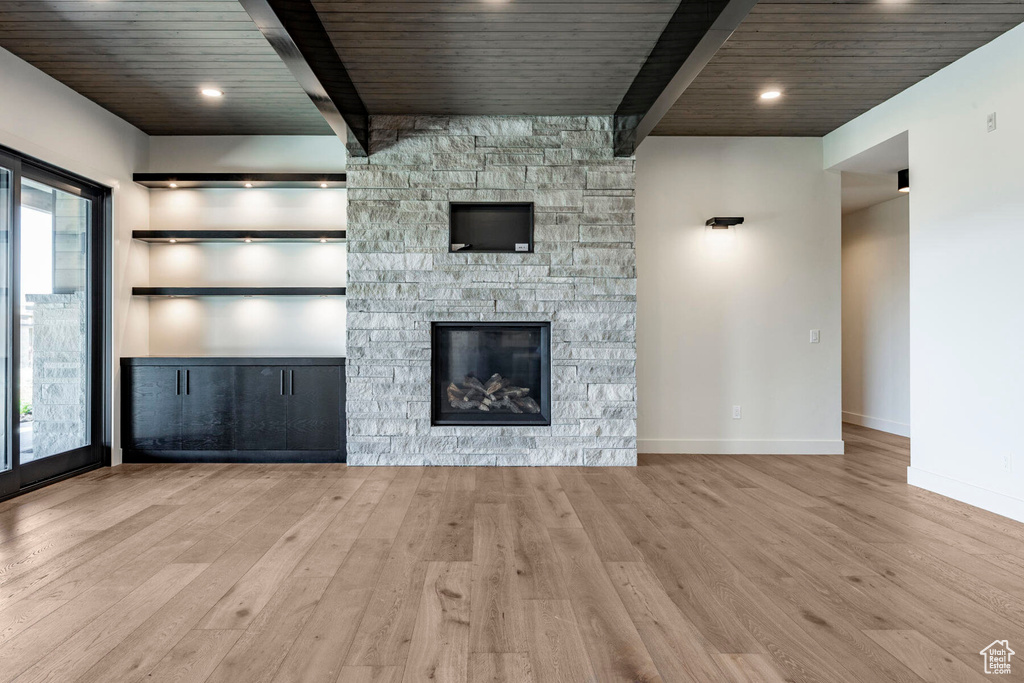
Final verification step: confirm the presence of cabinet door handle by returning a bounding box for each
[290,370,295,396]
[280,369,285,396]
[176,369,181,396]
[185,369,190,396]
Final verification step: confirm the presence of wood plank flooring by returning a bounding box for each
[1,424,1022,682]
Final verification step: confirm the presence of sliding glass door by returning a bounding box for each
[0,148,108,500]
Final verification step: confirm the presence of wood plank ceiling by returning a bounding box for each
[1,1,1022,138]
[652,0,1024,136]
[0,0,331,135]
[309,0,683,114]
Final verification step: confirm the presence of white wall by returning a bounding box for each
[146,139,347,358]
[842,195,910,436]
[825,23,1024,521]
[0,46,150,466]
[148,136,347,173]
[635,137,843,454]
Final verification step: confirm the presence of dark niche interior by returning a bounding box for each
[449,202,534,253]
[431,322,551,426]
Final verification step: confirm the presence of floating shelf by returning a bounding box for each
[133,173,346,190]
[133,230,346,244]
[133,287,346,298]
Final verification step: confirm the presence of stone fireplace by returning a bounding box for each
[346,115,636,466]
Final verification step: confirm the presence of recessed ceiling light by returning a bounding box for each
[169,183,178,188]
[760,90,782,100]
[320,183,328,188]
[169,239,177,243]
[320,239,327,243]
[201,88,223,98]
[244,182,253,188]
[244,238,252,243]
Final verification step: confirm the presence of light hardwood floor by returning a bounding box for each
[1,425,1022,682]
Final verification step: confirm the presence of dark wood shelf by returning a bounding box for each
[123,357,344,366]
[133,173,346,189]
[133,287,346,297]
[133,230,346,244]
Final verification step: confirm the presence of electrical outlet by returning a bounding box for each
[810,329,821,344]
[732,405,742,420]
[988,112,998,133]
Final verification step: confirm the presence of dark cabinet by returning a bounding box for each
[236,367,289,451]
[122,358,345,463]
[287,366,343,451]
[180,366,237,450]
[127,366,182,450]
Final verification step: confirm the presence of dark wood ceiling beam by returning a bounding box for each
[238,0,368,156]
[613,0,758,156]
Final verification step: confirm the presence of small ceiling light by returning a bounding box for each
[898,168,910,193]
[760,90,782,100]
[201,88,223,98]
[169,239,177,243]
[244,182,253,188]
[169,183,178,188]
[320,238,328,243]
[320,183,328,188]
[706,217,745,230]
[244,238,253,243]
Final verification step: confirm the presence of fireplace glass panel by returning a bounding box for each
[432,322,551,426]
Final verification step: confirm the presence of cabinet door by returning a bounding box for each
[181,366,237,451]
[127,366,182,450]
[236,367,288,450]
[287,366,342,451]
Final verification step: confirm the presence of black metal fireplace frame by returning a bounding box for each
[431,321,551,427]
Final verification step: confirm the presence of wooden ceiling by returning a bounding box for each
[309,0,682,114]
[0,0,331,135]
[652,0,1024,136]
[1,1,1022,138]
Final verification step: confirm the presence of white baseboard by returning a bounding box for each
[907,466,1024,524]
[637,439,845,455]
[842,411,910,437]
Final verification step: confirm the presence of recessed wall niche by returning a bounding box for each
[144,185,347,357]
[449,202,533,253]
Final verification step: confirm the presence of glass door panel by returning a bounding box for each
[19,178,91,463]
[1,166,10,476]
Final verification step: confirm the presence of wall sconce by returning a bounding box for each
[706,217,744,229]
[898,169,910,193]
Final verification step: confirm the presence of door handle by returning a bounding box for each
[176,369,181,396]
[185,369,190,396]
[280,369,285,396]
[290,370,295,396]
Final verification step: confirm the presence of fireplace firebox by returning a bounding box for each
[431,322,551,426]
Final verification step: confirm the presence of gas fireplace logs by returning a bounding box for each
[446,373,540,413]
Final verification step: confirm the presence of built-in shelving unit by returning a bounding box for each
[132,230,346,244]
[133,287,346,298]
[133,173,346,189]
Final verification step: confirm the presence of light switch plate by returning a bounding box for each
[988,112,997,133]
[810,329,821,344]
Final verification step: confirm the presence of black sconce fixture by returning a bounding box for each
[706,217,744,229]
[898,169,910,193]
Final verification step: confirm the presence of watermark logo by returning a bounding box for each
[980,640,1015,675]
